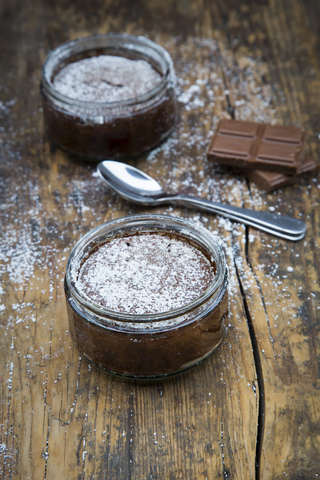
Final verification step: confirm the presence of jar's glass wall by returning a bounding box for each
[41,34,177,160]
[64,215,229,379]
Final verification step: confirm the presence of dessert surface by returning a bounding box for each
[53,55,162,102]
[76,233,215,314]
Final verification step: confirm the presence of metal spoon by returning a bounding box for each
[97,160,306,241]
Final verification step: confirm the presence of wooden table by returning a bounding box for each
[1,1,319,478]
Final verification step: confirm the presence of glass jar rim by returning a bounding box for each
[41,33,176,109]
[65,214,228,323]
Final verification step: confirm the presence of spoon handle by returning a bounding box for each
[171,195,306,241]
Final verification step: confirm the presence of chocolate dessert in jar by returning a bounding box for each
[64,215,229,379]
[40,34,177,159]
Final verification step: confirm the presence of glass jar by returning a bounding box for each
[64,215,228,379]
[40,34,177,160]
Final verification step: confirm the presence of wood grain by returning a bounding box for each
[0,0,319,479]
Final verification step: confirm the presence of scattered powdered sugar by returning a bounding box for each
[0,98,17,115]
[178,84,202,105]
[76,234,215,314]
[53,55,162,103]
[0,223,42,283]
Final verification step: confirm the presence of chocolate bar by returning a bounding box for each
[243,156,320,192]
[207,119,307,174]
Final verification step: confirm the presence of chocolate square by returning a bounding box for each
[219,119,259,138]
[263,124,305,144]
[256,141,302,165]
[210,134,253,158]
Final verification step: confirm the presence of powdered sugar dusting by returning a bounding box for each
[53,55,162,103]
[76,234,215,314]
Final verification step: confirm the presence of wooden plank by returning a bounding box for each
[255,1,320,477]
[217,0,320,477]
[301,0,320,62]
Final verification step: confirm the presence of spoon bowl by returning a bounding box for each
[98,160,164,201]
[97,160,307,241]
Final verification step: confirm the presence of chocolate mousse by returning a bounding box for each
[64,216,228,379]
[41,34,177,159]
